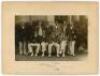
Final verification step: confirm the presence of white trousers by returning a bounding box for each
[28,43,40,56]
[69,41,75,56]
[60,41,67,57]
[48,42,60,57]
[19,41,26,55]
[41,42,48,57]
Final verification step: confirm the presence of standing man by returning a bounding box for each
[60,35,67,57]
[37,21,43,43]
[17,22,27,55]
[69,25,76,56]
[65,22,76,56]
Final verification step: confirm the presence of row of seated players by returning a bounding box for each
[19,39,76,57]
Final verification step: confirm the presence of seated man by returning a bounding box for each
[41,40,48,57]
[48,41,60,57]
[28,42,40,56]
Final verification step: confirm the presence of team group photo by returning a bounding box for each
[15,15,88,61]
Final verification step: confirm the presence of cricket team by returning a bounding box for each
[15,19,77,57]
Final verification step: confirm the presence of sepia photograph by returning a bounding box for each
[2,2,98,74]
[15,15,88,61]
